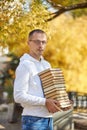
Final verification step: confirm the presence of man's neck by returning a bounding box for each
[29,53,41,61]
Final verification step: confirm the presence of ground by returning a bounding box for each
[0,103,87,130]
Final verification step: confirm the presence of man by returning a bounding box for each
[14,29,60,130]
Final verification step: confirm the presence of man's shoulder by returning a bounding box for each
[16,60,33,71]
[19,59,33,65]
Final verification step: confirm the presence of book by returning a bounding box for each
[43,84,65,92]
[38,68,71,109]
[38,68,62,76]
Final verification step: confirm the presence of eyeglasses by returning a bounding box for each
[29,40,47,45]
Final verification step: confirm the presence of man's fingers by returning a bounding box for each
[55,105,63,111]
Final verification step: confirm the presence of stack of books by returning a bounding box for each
[38,68,71,109]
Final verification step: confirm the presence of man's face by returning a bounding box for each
[28,32,47,58]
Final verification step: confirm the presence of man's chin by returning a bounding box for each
[38,51,43,55]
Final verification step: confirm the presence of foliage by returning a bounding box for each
[4,79,13,102]
[0,0,25,50]
[0,54,19,102]
[47,0,87,18]
[0,0,50,56]
[0,0,87,54]
[44,14,87,93]
[48,0,87,6]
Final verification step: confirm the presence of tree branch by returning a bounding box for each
[47,2,87,21]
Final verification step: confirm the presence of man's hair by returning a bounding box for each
[28,29,46,39]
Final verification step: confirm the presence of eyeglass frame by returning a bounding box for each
[29,39,47,45]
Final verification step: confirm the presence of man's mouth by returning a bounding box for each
[38,49,43,52]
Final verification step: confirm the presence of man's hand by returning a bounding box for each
[62,100,73,111]
[45,99,62,113]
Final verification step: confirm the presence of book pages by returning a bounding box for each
[38,68,71,109]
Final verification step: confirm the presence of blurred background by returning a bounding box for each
[0,0,87,129]
[0,0,87,104]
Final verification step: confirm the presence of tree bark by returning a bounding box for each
[47,2,87,21]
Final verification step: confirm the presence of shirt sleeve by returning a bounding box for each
[14,62,46,106]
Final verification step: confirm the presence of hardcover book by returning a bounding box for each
[38,68,71,109]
